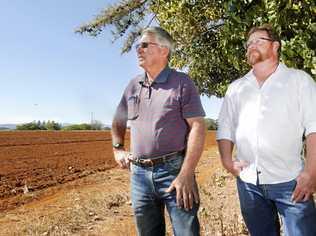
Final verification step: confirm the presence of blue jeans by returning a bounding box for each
[237,177,316,236]
[130,154,200,236]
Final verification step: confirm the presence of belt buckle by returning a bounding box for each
[134,151,182,167]
[134,158,142,165]
[147,159,154,166]
[134,158,153,167]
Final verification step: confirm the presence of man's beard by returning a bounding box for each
[247,49,262,65]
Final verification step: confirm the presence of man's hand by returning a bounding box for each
[227,160,249,177]
[166,116,204,211]
[218,139,248,177]
[113,150,131,169]
[165,173,199,211]
[291,171,316,203]
[292,133,316,203]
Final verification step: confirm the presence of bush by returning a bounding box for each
[62,123,92,130]
[16,120,61,130]
[205,118,217,130]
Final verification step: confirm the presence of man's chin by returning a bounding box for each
[247,55,260,65]
[139,59,149,68]
[138,62,145,68]
[247,51,261,65]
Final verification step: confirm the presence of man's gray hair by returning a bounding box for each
[141,26,175,60]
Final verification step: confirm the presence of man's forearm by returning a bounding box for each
[111,118,127,145]
[180,118,206,175]
[217,139,234,171]
[304,133,316,177]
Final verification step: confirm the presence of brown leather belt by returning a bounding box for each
[131,150,184,167]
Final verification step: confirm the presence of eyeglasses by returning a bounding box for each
[244,37,274,49]
[135,42,160,50]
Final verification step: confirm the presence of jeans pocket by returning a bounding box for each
[130,163,144,175]
[270,179,297,201]
[278,179,297,191]
[165,155,184,174]
[130,163,135,174]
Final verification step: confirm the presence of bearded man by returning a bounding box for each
[217,24,316,236]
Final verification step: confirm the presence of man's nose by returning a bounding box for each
[136,46,143,54]
[247,42,256,50]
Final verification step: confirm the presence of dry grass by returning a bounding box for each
[198,167,248,236]
[1,190,129,235]
[0,168,134,236]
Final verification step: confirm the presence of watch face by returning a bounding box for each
[113,143,123,148]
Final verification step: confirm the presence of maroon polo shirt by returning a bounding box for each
[114,66,205,158]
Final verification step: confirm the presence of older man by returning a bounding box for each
[217,24,316,236]
[111,27,205,236]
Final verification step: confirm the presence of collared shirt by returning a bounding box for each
[115,66,205,158]
[217,63,316,185]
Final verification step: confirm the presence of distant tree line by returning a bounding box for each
[16,121,62,130]
[0,127,10,130]
[16,120,110,131]
[15,119,215,130]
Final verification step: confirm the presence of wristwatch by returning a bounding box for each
[112,143,124,149]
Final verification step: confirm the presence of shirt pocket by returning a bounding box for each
[127,95,139,120]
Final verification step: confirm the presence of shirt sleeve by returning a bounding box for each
[113,81,132,123]
[216,85,236,143]
[113,88,128,125]
[299,71,316,136]
[180,76,205,118]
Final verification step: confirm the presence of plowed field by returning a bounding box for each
[0,131,130,211]
[0,131,214,211]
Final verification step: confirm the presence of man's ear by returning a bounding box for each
[161,47,170,59]
[273,41,280,54]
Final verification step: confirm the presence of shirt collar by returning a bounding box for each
[138,66,172,85]
[245,62,286,85]
[154,66,172,83]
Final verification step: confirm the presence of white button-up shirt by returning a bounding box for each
[217,63,316,185]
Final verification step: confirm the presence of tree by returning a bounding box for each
[205,118,217,130]
[16,120,61,130]
[76,0,315,97]
[62,123,92,130]
[16,121,39,130]
[45,120,62,130]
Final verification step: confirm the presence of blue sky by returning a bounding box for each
[0,1,222,125]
